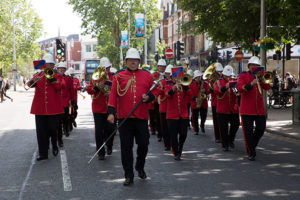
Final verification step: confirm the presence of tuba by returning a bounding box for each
[203,63,220,81]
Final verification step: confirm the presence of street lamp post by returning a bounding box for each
[128,3,130,48]
[13,5,17,91]
[144,0,147,65]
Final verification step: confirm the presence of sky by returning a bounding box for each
[30,0,83,41]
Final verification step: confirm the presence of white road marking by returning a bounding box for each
[60,149,72,191]
[18,148,37,200]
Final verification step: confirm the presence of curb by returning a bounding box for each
[266,128,300,141]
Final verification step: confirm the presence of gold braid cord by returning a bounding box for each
[216,80,227,100]
[116,74,134,97]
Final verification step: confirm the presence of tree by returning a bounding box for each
[68,0,161,68]
[0,0,43,77]
[176,0,300,50]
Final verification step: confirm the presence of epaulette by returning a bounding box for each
[141,68,151,74]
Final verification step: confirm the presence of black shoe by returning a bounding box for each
[164,147,171,151]
[98,154,105,160]
[248,155,256,161]
[229,142,235,149]
[174,155,181,161]
[52,147,59,156]
[157,138,162,142]
[194,132,199,135]
[58,140,64,148]
[215,139,220,143]
[151,132,156,135]
[107,148,112,155]
[137,169,147,179]
[223,147,229,152]
[36,156,48,161]
[123,178,134,186]
[201,126,205,133]
[73,121,77,128]
[65,131,70,137]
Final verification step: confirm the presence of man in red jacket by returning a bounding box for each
[68,67,81,128]
[56,62,74,147]
[214,65,240,151]
[28,53,64,161]
[237,56,271,161]
[190,70,209,135]
[165,67,192,161]
[107,48,154,186]
[87,57,115,160]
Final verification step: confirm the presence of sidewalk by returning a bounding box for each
[266,106,300,140]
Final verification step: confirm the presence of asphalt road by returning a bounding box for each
[0,90,300,200]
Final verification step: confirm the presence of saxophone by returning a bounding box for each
[196,81,206,108]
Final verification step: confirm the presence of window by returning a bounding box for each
[86,45,91,52]
[75,64,80,70]
[93,44,97,52]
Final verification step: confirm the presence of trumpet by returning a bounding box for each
[24,68,55,90]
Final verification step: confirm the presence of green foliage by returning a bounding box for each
[68,0,162,68]
[0,0,43,76]
[176,0,300,50]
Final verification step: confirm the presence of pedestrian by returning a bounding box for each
[207,63,223,143]
[165,67,192,160]
[56,62,74,147]
[214,65,240,151]
[107,48,155,186]
[87,57,115,160]
[27,53,64,161]
[190,70,209,135]
[0,76,13,102]
[237,56,271,161]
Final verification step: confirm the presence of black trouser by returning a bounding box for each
[212,106,221,140]
[218,113,240,148]
[187,103,191,127]
[118,118,150,179]
[160,112,170,148]
[93,113,115,156]
[168,118,188,157]
[148,102,161,137]
[71,102,78,124]
[241,115,266,157]
[35,115,60,157]
[192,108,208,133]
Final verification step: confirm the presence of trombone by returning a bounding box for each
[24,68,55,90]
[174,74,193,91]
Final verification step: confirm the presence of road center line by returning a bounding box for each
[60,149,72,191]
[18,148,37,200]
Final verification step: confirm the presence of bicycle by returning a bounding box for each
[268,90,292,109]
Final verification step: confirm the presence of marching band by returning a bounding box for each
[28,51,271,186]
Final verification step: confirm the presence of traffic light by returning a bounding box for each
[211,46,220,62]
[155,54,159,62]
[286,43,293,60]
[176,41,184,60]
[226,51,232,63]
[56,39,66,62]
[273,50,281,60]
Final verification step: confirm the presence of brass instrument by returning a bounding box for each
[262,71,273,84]
[180,74,193,86]
[196,81,206,108]
[203,63,220,81]
[92,65,110,94]
[24,68,55,90]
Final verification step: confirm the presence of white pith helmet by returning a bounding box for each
[222,65,233,76]
[193,70,202,79]
[248,56,261,66]
[110,67,117,74]
[43,53,55,64]
[187,69,194,77]
[100,57,112,68]
[56,62,67,69]
[157,59,167,66]
[67,67,75,75]
[165,64,173,74]
[215,62,223,72]
[125,48,140,60]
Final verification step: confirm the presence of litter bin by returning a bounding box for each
[291,87,300,125]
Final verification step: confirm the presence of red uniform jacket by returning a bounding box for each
[165,83,192,119]
[237,71,271,115]
[72,77,81,102]
[87,72,113,113]
[108,69,153,119]
[189,80,209,109]
[208,79,218,106]
[151,79,171,113]
[214,78,239,114]
[29,72,64,115]
[61,75,74,107]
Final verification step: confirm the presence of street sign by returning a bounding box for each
[165,48,174,58]
[234,50,244,62]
